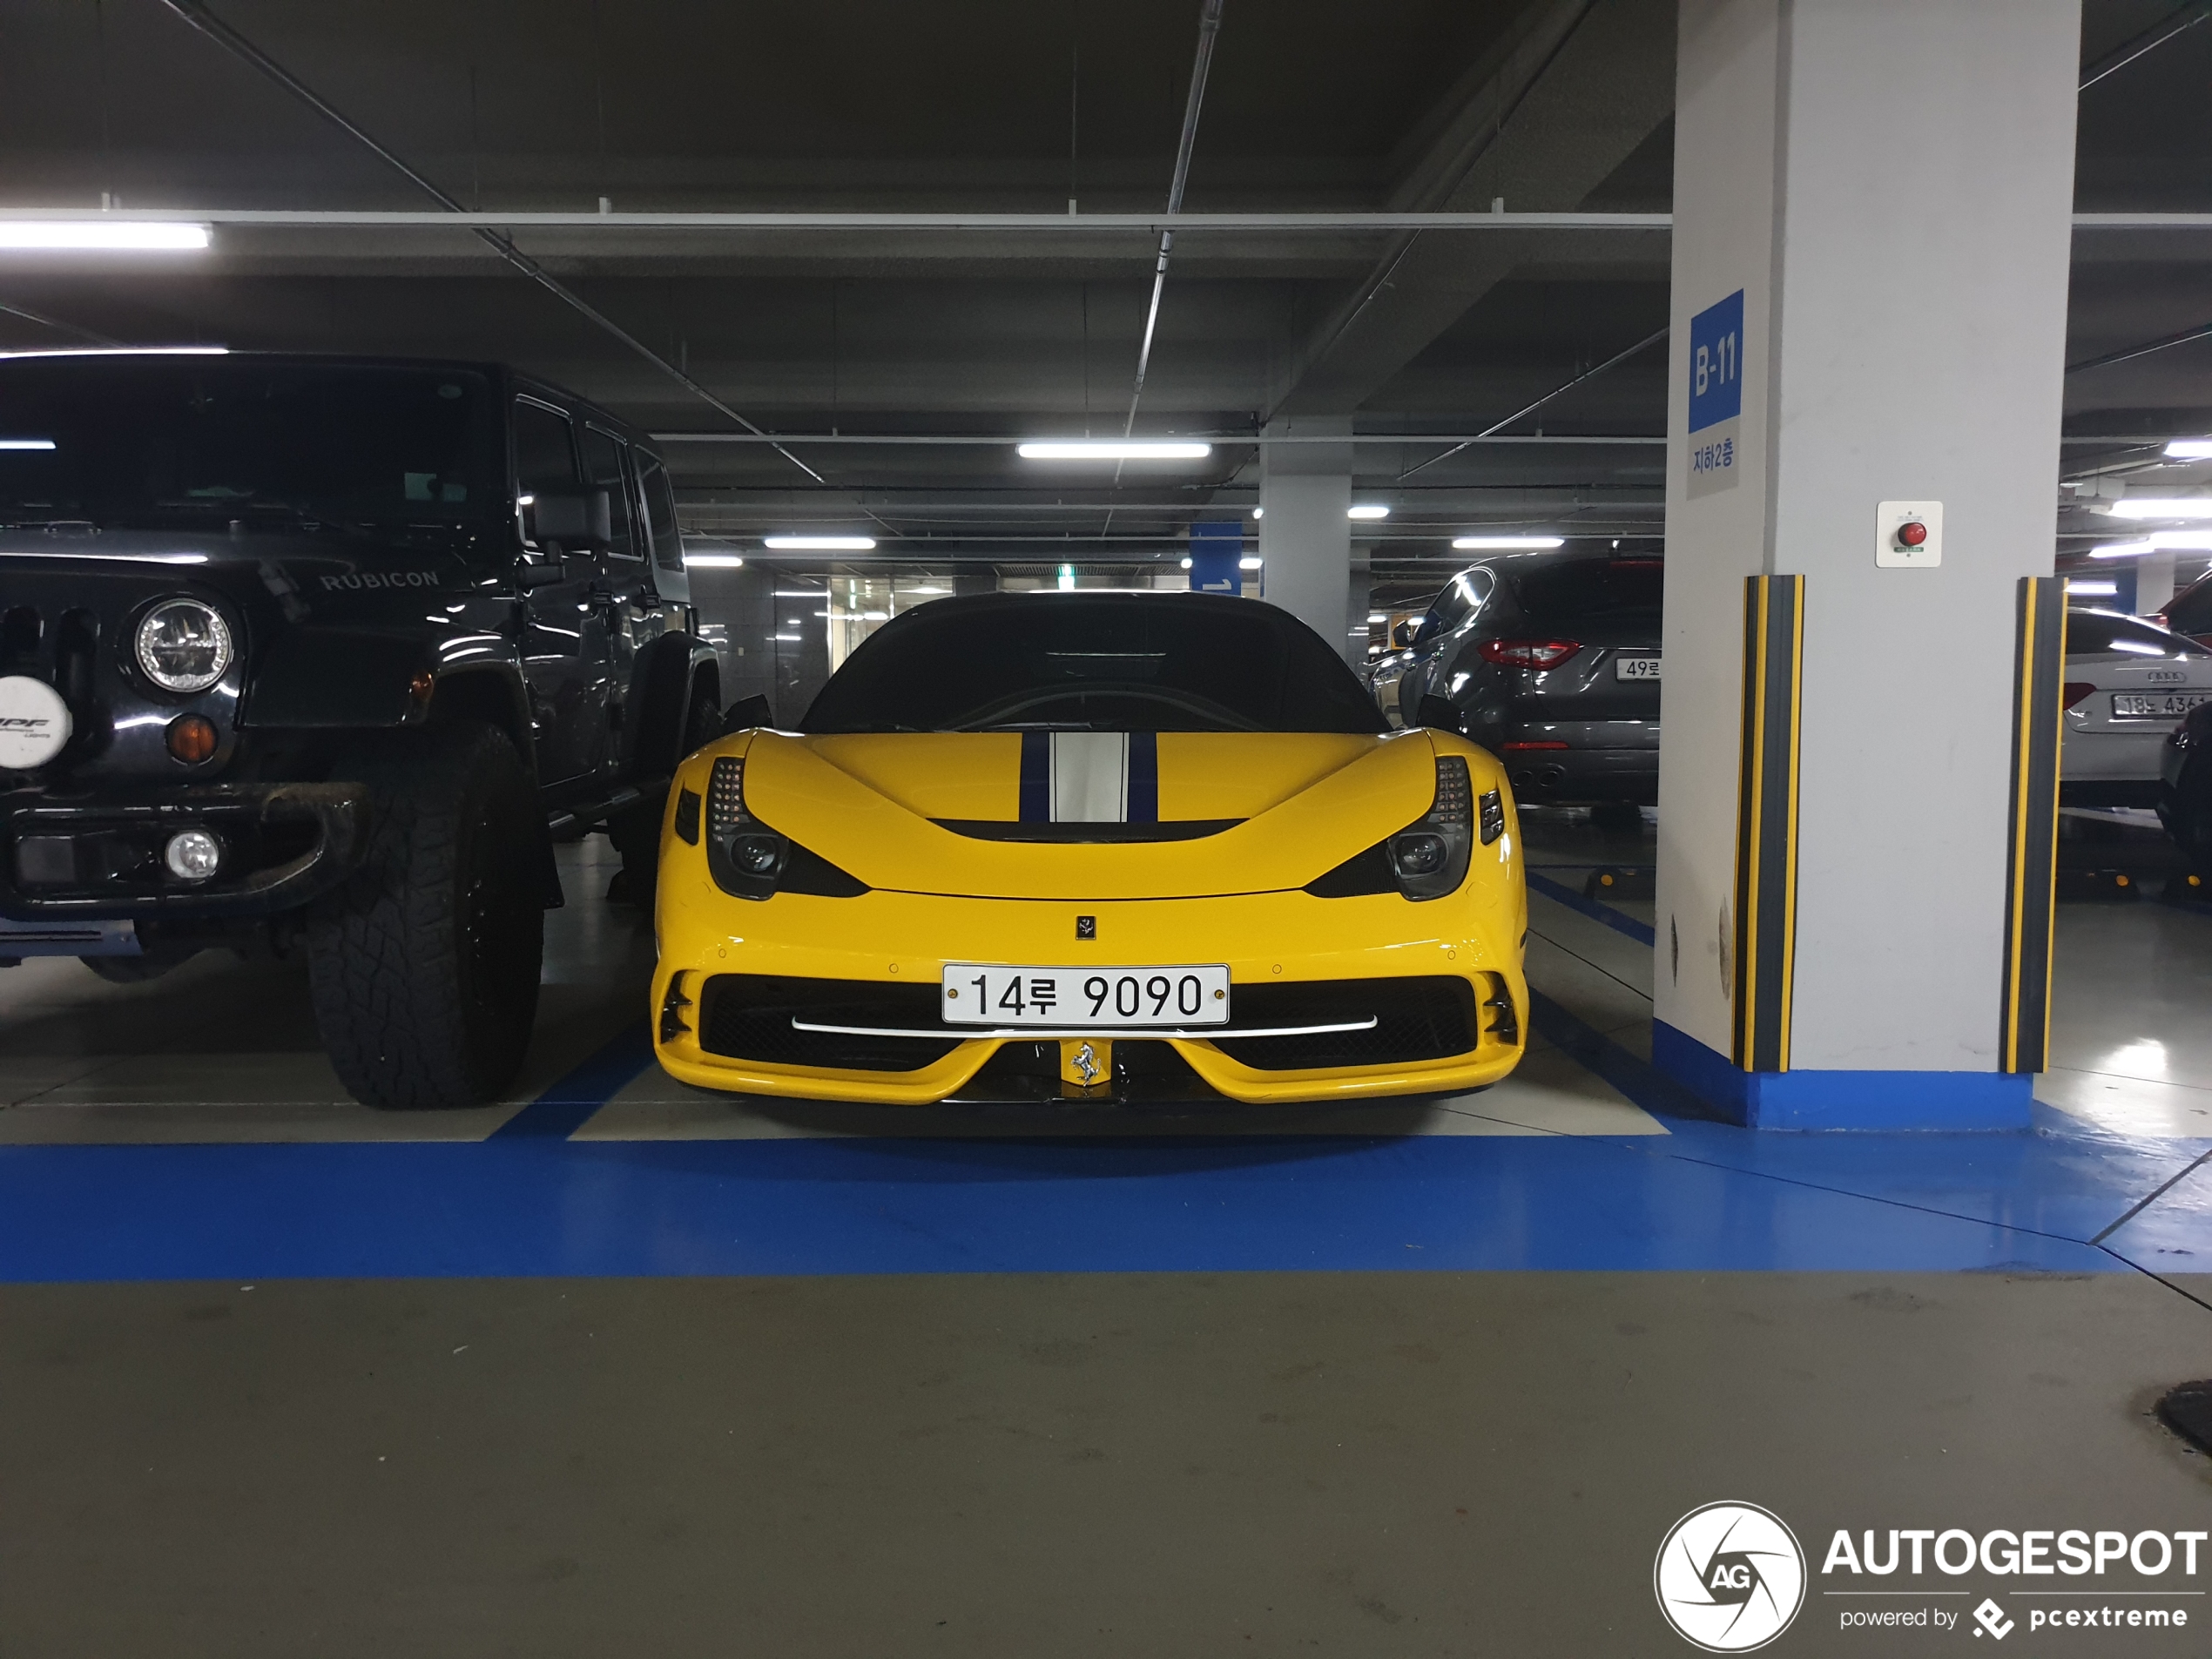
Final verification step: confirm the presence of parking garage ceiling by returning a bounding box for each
[3,0,2210,582]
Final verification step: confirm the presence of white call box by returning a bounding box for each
[1876,500,1943,569]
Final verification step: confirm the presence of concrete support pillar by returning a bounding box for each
[1258,417,1352,658]
[1653,0,2080,1128]
[2139,549,2178,617]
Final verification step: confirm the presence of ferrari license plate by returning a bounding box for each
[941,963,1231,1028]
[2111,691,2210,719]
[1615,655,1662,680]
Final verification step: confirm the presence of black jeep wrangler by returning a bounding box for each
[0,351,722,1109]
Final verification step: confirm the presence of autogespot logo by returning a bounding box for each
[1656,1502,1809,1652]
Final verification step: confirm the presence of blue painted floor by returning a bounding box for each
[3,824,2209,1284]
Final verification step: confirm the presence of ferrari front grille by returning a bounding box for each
[1209,976,1482,1070]
[695,973,962,1072]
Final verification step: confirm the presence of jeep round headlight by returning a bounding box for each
[135,599,233,693]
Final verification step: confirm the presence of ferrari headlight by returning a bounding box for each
[1386,756,1474,901]
[135,599,233,693]
[1304,755,1483,902]
[698,752,873,902]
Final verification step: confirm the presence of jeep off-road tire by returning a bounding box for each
[307,722,545,1109]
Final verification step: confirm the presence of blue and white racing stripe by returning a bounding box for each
[1019,731,1159,825]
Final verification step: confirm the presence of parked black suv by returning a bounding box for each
[1395,551,1662,815]
[0,352,721,1108]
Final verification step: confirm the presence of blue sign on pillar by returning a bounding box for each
[1189,520,1244,594]
[1687,288,1744,499]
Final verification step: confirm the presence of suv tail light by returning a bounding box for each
[2061,682,2096,711]
[1479,637,1581,670]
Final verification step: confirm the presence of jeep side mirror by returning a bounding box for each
[529,489,612,549]
[1391,620,1417,649]
[720,693,773,733]
[1414,694,1464,733]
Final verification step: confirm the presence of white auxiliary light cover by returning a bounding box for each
[0,675,72,769]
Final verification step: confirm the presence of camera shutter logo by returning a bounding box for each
[1655,1501,1806,1652]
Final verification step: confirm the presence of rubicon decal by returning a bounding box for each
[319,570,442,590]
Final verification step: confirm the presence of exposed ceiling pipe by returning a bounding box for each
[1264,0,1596,426]
[0,299,124,347]
[151,0,825,484]
[0,206,1674,231]
[0,206,2202,231]
[2067,318,2212,375]
[1398,325,1669,479]
[1122,0,1226,443]
[2080,0,2212,91]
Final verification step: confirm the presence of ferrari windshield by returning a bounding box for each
[803,593,1390,735]
[0,355,501,532]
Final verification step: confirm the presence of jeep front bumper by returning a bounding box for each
[0,782,369,923]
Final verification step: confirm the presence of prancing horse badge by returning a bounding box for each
[1075,915,1096,940]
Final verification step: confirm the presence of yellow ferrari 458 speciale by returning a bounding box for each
[651,590,1527,1106]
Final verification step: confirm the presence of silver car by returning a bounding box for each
[2062,608,2212,807]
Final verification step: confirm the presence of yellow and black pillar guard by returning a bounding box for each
[2000,576,2066,1074]
[1733,574,1804,1074]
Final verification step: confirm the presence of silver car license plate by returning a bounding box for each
[2111,691,2211,719]
[942,963,1231,1028]
[1615,655,1662,680]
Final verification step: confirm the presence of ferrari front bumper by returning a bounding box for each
[651,882,1528,1106]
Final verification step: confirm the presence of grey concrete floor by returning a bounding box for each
[3,1271,2209,1657]
[7,813,2212,1655]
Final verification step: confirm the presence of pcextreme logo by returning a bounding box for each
[1655,1501,1808,1652]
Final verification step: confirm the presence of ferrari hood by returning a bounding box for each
[733,728,1442,900]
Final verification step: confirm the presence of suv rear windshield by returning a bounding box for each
[2067,608,2212,658]
[1510,557,1665,625]
[2166,575,2212,638]
[0,357,501,533]
[803,594,1389,734]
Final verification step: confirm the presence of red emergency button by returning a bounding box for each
[1896,520,1929,548]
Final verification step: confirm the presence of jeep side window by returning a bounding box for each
[582,426,639,561]
[513,398,578,549]
[636,454,685,574]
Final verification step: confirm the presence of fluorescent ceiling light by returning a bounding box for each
[1251,507,1264,520]
[2164,440,2212,459]
[0,439,56,450]
[1453,535,1565,550]
[1238,556,1263,570]
[860,610,889,621]
[772,587,827,596]
[2090,532,2212,556]
[2104,499,2212,519]
[764,535,876,550]
[0,221,211,251]
[685,553,745,568]
[1347,504,1390,521]
[1179,556,1193,569]
[0,345,226,359]
[1017,441,1212,461]
[1366,611,1387,623]
[2066,577,2118,595]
